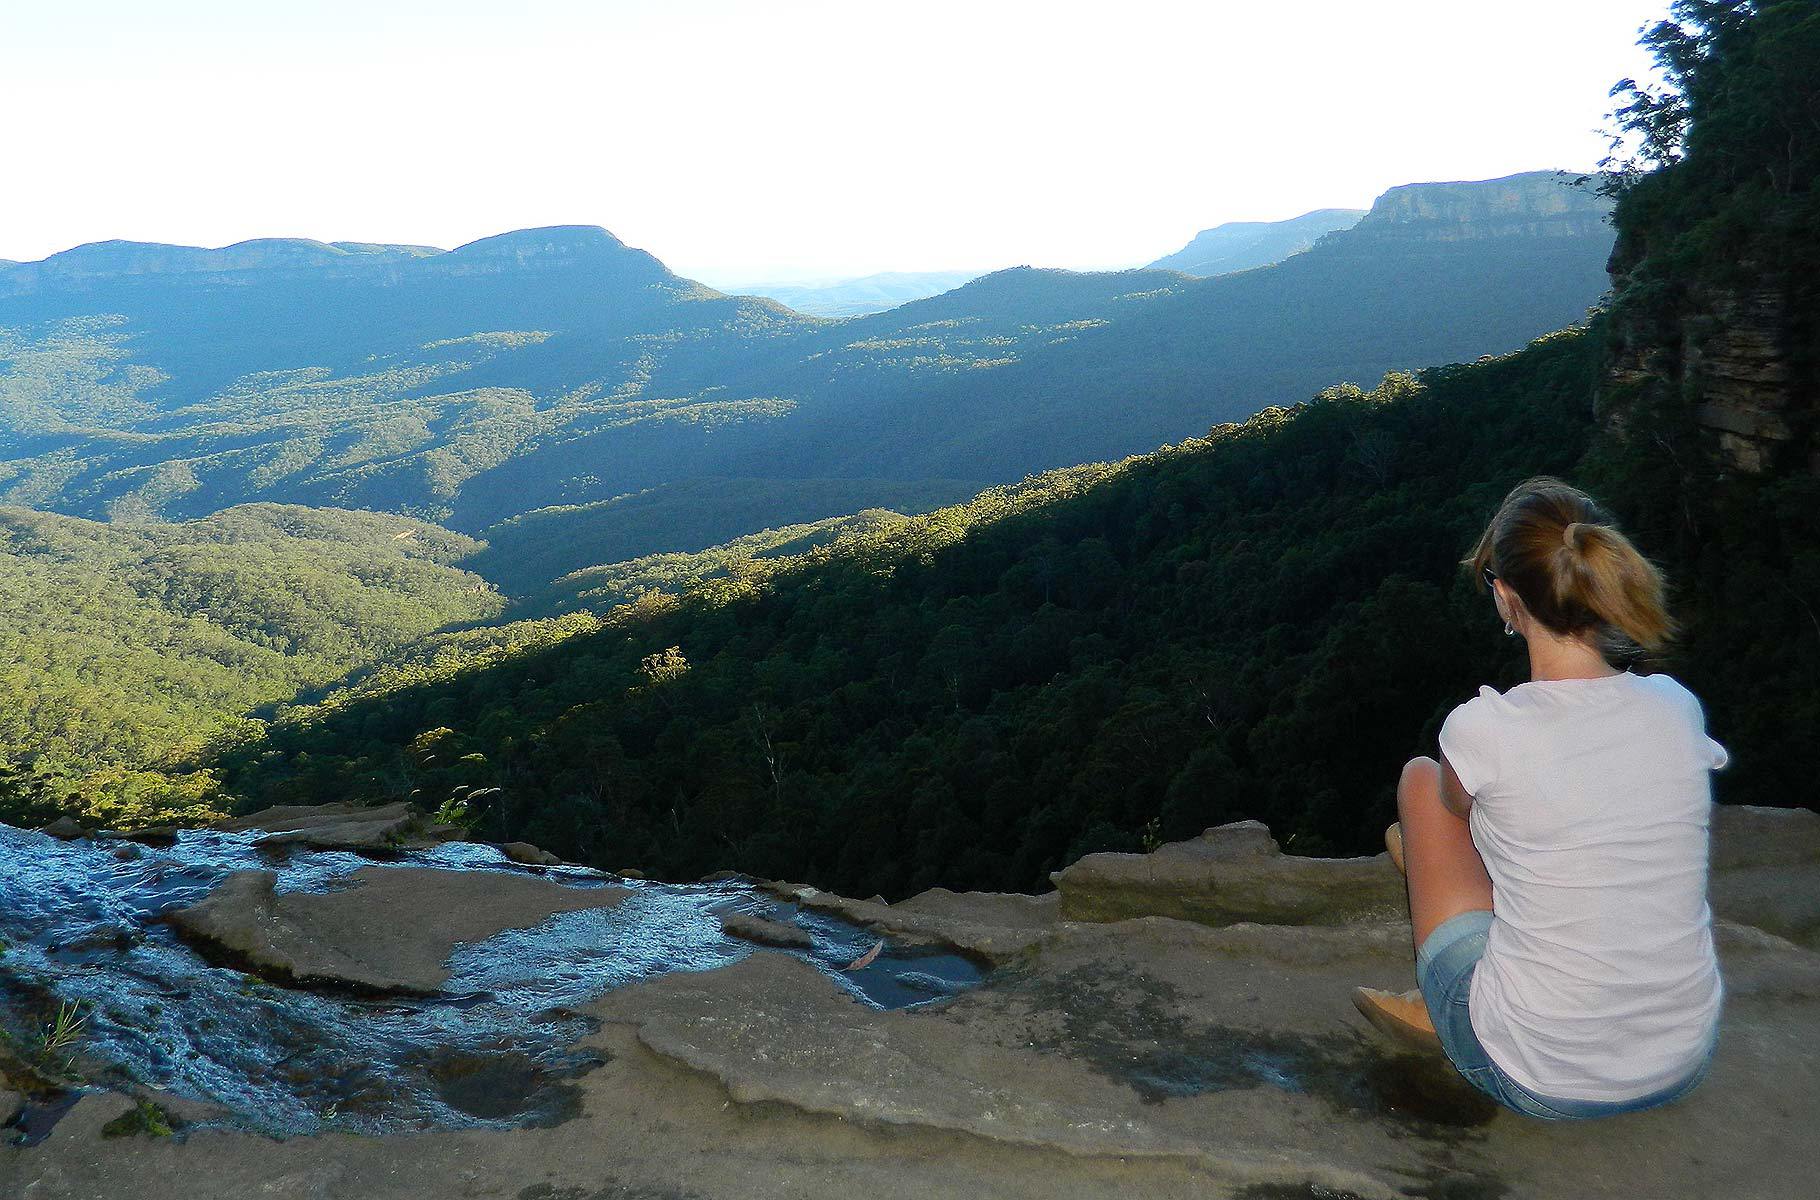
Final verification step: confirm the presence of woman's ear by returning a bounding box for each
[1493,580,1523,633]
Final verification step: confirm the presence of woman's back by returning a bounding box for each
[1441,671,1727,1101]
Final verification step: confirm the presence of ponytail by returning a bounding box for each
[1555,521,1677,650]
[1465,477,1677,657]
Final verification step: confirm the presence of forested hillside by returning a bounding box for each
[0,504,501,825]
[466,477,978,597]
[215,332,1609,895]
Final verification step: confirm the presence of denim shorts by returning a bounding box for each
[1415,909,1716,1120]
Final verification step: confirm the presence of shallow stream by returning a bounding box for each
[0,824,983,1141]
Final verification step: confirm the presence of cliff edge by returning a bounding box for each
[3,805,1816,1199]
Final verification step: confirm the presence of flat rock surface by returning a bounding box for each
[763,882,1060,959]
[210,800,462,851]
[9,909,1818,1199]
[1711,805,1820,947]
[720,912,814,949]
[1052,818,1407,926]
[9,806,1820,1198]
[165,866,629,994]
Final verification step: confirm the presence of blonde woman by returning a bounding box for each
[1355,477,1726,1119]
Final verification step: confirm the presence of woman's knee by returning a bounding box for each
[1399,756,1440,815]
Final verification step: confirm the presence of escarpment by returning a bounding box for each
[1603,234,1814,475]
[1344,170,1614,244]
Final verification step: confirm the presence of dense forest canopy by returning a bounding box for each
[0,505,501,827]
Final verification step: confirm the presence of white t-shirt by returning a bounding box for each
[1438,670,1727,1102]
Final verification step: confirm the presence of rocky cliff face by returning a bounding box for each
[1347,170,1614,243]
[1603,240,1814,475]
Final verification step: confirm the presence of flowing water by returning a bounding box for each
[0,824,984,1141]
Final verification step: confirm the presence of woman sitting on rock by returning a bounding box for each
[1355,477,1726,1119]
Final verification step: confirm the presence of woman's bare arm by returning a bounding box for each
[1439,753,1474,820]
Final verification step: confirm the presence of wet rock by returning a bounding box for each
[720,913,814,949]
[166,866,631,994]
[1712,805,1820,948]
[101,825,181,848]
[421,1049,588,1126]
[49,921,138,960]
[597,900,1820,1200]
[211,800,458,852]
[1,1086,21,1126]
[1050,819,1404,927]
[615,867,646,879]
[498,841,562,867]
[700,869,754,883]
[761,880,1057,960]
[11,816,1820,1200]
[36,815,88,840]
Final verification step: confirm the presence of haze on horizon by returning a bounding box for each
[1,0,1665,283]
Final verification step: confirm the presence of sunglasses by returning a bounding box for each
[1482,566,1498,589]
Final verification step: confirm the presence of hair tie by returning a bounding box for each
[1562,522,1581,550]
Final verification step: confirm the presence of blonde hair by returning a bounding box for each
[1466,477,1676,654]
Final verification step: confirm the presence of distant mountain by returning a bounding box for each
[0,225,816,527]
[720,170,1616,482]
[1146,207,1366,276]
[0,173,1613,553]
[0,237,442,291]
[725,271,984,317]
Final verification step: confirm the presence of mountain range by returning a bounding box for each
[1145,206,1367,276]
[0,171,1614,582]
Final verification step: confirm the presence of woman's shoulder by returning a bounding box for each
[1456,682,1518,714]
[1631,671,1709,718]
[1441,686,1511,744]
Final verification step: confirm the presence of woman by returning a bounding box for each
[1353,477,1727,1119]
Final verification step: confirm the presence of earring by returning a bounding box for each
[1504,621,1516,637]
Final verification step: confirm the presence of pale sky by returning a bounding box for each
[0,0,1666,283]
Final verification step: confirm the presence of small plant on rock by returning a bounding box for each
[434,793,475,829]
[1139,817,1163,854]
[36,1000,86,1076]
[101,1098,177,1139]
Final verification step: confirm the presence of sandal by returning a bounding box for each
[1352,986,1443,1055]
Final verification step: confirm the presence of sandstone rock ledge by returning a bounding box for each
[1051,818,1404,926]
[165,866,630,994]
[6,810,1819,1200]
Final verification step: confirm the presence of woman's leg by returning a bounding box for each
[1355,756,1497,1049]
[1397,756,1493,947]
